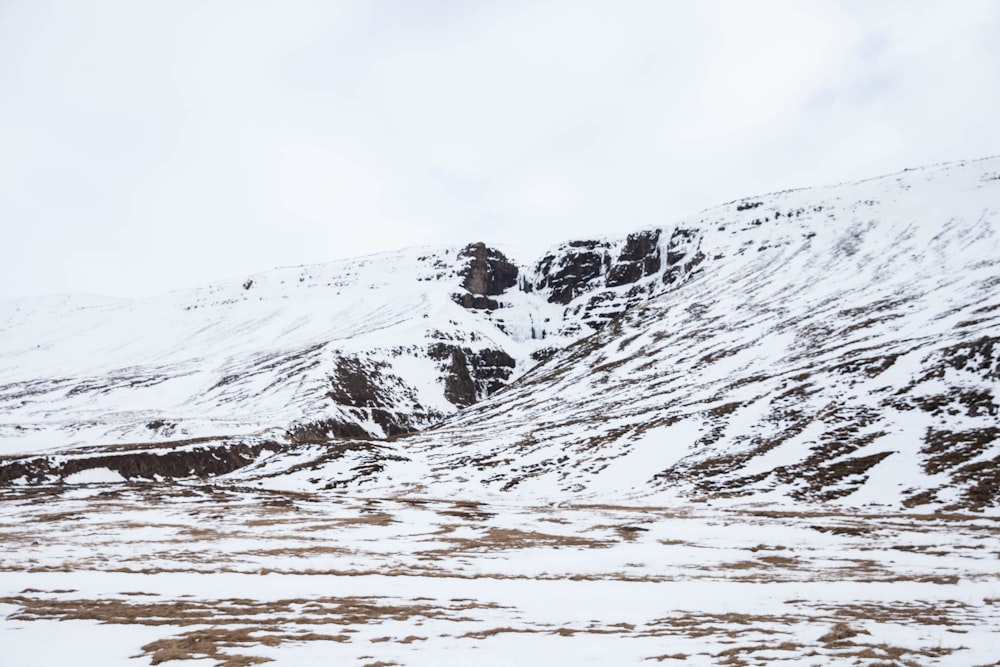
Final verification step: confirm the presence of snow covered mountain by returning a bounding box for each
[2,157,999,511]
[0,229,690,453]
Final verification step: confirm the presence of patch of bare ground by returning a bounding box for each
[819,621,869,644]
[241,517,313,528]
[326,512,396,527]
[34,510,87,523]
[141,628,349,667]
[0,594,500,628]
[718,560,760,571]
[418,527,612,556]
[631,607,978,666]
[243,545,352,558]
[637,612,799,639]
[817,643,962,666]
[756,555,799,567]
[585,522,652,541]
[809,601,974,626]
[3,594,504,665]
[459,626,539,639]
[438,500,497,522]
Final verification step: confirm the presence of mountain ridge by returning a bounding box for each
[2,156,999,511]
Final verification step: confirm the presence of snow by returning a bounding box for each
[0,486,998,665]
[64,468,127,484]
[1,156,1000,663]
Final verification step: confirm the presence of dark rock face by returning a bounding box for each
[287,418,374,442]
[528,230,669,330]
[0,438,282,484]
[428,343,516,407]
[458,243,519,297]
[936,336,1000,381]
[327,356,398,409]
[320,355,439,438]
[607,230,662,287]
[662,227,705,286]
[305,346,518,439]
[452,293,500,310]
[534,241,613,305]
[574,283,653,330]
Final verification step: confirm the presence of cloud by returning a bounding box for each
[1,0,998,301]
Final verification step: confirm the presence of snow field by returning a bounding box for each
[1,484,998,666]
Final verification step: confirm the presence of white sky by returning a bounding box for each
[2,0,999,301]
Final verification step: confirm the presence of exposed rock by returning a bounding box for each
[287,419,372,443]
[938,336,1000,381]
[451,293,500,310]
[534,241,612,305]
[530,346,561,363]
[575,283,655,330]
[323,355,439,437]
[328,356,397,409]
[428,343,516,407]
[458,243,519,297]
[0,439,281,484]
[606,230,661,287]
[663,227,705,286]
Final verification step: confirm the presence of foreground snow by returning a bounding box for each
[1,483,998,666]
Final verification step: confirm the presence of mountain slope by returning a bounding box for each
[0,224,688,457]
[0,247,512,452]
[386,157,1000,510]
[2,157,999,510]
[225,157,1000,511]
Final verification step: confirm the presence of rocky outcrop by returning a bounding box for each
[525,229,673,333]
[428,343,516,407]
[294,345,519,441]
[327,356,405,409]
[287,418,372,442]
[532,240,614,305]
[662,227,705,286]
[0,438,282,484]
[457,243,519,308]
[607,230,662,287]
[319,355,444,438]
[531,229,669,307]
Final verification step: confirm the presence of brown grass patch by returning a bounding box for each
[756,555,798,567]
[4,593,505,665]
[614,525,650,541]
[461,627,538,639]
[819,621,868,644]
[420,527,611,555]
[1,594,491,627]
[719,560,759,570]
[141,628,350,666]
[331,512,396,527]
[34,511,86,523]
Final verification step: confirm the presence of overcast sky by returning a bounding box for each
[2,1,999,301]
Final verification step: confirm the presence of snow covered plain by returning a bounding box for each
[2,483,999,666]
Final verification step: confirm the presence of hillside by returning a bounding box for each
[233,157,1000,511]
[2,157,999,511]
[3,157,1000,667]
